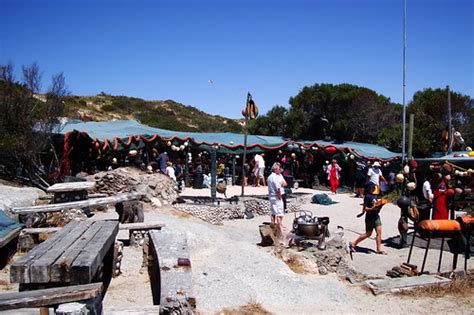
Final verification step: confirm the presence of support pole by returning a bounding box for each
[401,0,407,168]
[211,147,217,202]
[408,114,414,160]
[232,155,236,185]
[241,93,250,197]
[447,85,453,154]
[184,146,190,187]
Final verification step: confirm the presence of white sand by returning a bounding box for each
[103,185,473,314]
[1,184,472,314]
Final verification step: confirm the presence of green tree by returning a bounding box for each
[408,88,473,156]
[288,83,400,142]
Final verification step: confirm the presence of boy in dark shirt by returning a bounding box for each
[350,183,387,255]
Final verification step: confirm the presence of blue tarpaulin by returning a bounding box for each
[0,210,23,243]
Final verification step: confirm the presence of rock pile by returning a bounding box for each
[88,167,178,206]
[175,196,305,225]
[276,228,367,282]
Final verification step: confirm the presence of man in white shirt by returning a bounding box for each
[367,161,387,195]
[253,153,266,187]
[421,174,434,220]
[267,163,284,233]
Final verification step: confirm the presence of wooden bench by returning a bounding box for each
[47,182,96,203]
[148,230,195,313]
[10,220,118,289]
[10,192,142,214]
[21,221,166,248]
[0,283,102,311]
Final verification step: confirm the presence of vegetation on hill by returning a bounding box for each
[63,94,243,133]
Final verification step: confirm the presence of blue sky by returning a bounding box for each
[1,0,472,118]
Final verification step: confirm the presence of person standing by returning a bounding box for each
[253,153,266,187]
[354,161,367,197]
[275,163,288,210]
[433,175,449,220]
[267,163,284,235]
[327,159,342,194]
[419,173,434,221]
[350,183,386,255]
[367,161,387,196]
[165,161,176,182]
[156,151,169,173]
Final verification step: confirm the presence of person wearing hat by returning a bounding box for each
[350,182,387,255]
[327,159,342,194]
[367,161,387,196]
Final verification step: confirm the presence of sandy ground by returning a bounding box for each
[1,185,473,314]
[103,185,473,314]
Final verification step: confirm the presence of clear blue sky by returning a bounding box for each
[1,0,472,118]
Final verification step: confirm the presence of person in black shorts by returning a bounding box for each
[350,183,387,255]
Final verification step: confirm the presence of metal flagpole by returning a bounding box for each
[401,0,407,167]
[241,92,250,197]
[447,85,453,154]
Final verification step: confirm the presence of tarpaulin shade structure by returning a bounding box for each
[58,120,401,161]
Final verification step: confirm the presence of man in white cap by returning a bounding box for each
[367,161,387,196]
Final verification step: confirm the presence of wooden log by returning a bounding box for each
[120,222,166,231]
[30,221,94,283]
[11,192,142,214]
[0,283,102,311]
[50,221,103,282]
[47,182,96,193]
[10,222,78,284]
[104,306,161,314]
[70,221,119,284]
[148,230,195,311]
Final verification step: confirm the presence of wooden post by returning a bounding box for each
[232,155,236,185]
[241,93,250,197]
[210,147,217,202]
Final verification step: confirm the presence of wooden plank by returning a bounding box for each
[366,275,451,295]
[119,222,166,231]
[104,306,161,314]
[0,283,102,311]
[46,182,95,193]
[29,221,94,283]
[148,230,194,309]
[70,221,119,284]
[21,221,166,236]
[10,222,78,284]
[50,221,103,282]
[22,227,62,235]
[0,226,22,248]
[11,192,142,214]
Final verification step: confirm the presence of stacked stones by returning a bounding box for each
[88,167,178,206]
[113,241,124,278]
[175,196,304,225]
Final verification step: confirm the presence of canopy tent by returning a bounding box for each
[58,119,401,161]
[414,151,474,170]
[60,120,287,153]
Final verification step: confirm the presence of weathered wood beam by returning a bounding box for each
[11,192,142,214]
[0,283,102,311]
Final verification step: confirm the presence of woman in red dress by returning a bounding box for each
[432,175,450,220]
[327,160,342,194]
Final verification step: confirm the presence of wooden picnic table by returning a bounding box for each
[47,181,96,203]
[10,220,118,290]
